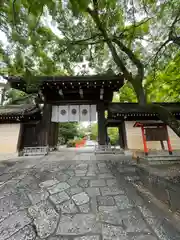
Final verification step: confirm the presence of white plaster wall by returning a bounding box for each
[125,121,180,151]
[167,127,180,150]
[0,124,20,153]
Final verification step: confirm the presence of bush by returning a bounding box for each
[66,139,76,147]
[66,138,86,147]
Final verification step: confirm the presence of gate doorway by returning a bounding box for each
[6,74,124,154]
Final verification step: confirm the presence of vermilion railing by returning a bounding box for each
[75,139,86,148]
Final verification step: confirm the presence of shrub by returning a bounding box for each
[66,139,76,147]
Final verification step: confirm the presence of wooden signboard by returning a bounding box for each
[145,127,168,141]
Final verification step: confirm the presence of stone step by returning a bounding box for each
[124,175,140,182]
[140,155,180,164]
[136,164,180,215]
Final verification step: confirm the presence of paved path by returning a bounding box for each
[0,152,179,240]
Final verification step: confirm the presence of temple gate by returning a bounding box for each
[6,74,124,152]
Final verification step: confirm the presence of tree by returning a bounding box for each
[0,0,180,135]
[145,52,180,102]
[90,123,98,140]
[58,122,79,144]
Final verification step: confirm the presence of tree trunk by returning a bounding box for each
[149,104,180,137]
[131,79,147,105]
[0,87,5,105]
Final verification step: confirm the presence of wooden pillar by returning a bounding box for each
[48,122,54,148]
[38,104,52,146]
[119,121,128,149]
[48,122,59,149]
[54,123,59,148]
[118,126,123,149]
[105,126,108,145]
[97,102,106,145]
[141,126,148,156]
[17,123,25,155]
[160,140,165,150]
[165,125,173,155]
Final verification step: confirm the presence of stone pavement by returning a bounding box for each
[0,153,179,240]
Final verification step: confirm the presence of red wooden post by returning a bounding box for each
[165,126,173,155]
[141,126,148,156]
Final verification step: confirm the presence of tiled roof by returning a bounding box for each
[0,104,39,116]
[108,103,180,115]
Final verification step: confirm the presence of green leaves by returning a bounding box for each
[69,0,90,16]
[59,122,79,143]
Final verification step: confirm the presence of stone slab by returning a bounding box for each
[78,179,89,188]
[132,236,158,240]
[0,179,20,199]
[48,182,70,194]
[98,208,150,233]
[99,206,118,212]
[97,196,115,206]
[0,211,32,240]
[97,163,107,168]
[85,188,100,197]
[102,223,127,240]
[90,179,106,187]
[72,192,90,205]
[106,179,117,187]
[0,173,13,182]
[67,177,81,186]
[75,164,88,170]
[75,170,87,176]
[17,175,40,191]
[99,168,111,174]
[63,170,75,177]
[28,190,49,205]
[56,214,100,235]
[55,173,70,182]
[66,187,83,196]
[74,236,100,240]
[100,187,124,196]
[86,171,97,177]
[0,192,30,223]
[79,203,91,213]
[7,225,36,240]
[57,200,79,213]
[99,173,115,179]
[114,195,133,209]
[28,201,59,238]
[50,191,70,205]
[47,237,70,240]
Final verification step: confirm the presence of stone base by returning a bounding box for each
[136,163,180,214]
[140,155,180,165]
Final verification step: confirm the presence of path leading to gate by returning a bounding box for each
[0,152,179,240]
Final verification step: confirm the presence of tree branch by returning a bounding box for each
[87,5,132,81]
[150,104,180,137]
[71,34,102,44]
[118,18,152,39]
[154,39,170,64]
[112,38,144,81]
[169,8,180,47]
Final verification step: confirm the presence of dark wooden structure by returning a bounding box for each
[108,102,180,121]
[107,103,180,154]
[0,104,42,153]
[0,104,41,123]
[6,74,124,148]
